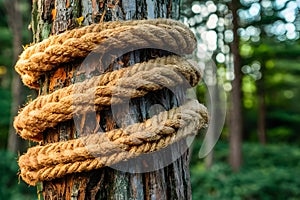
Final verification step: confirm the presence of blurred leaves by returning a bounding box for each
[0,88,11,148]
[0,150,35,199]
[191,142,300,199]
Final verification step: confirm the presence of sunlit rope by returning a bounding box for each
[14,19,208,186]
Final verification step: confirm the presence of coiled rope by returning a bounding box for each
[15,19,208,186]
[15,19,196,89]
[19,100,208,186]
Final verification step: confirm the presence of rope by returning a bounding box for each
[14,55,202,142]
[19,100,208,186]
[14,18,208,186]
[15,19,196,89]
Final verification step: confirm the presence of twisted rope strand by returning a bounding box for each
[15,19,209,186]
[16,19,196,88]
[14,55,201,142]
[21,19,184,59]
[18,100,208,186]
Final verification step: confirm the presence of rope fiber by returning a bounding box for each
[19,100,208,186]
[15,19,196,89]
[14,56,202,142]
[14,18,209,186]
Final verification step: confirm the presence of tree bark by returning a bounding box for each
[257,78,266,144]
[5,0,27,153]
[204,81,222,169]
[31,0,192,199]
[228,0,243,172]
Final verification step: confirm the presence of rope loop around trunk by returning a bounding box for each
[14,19,209,186]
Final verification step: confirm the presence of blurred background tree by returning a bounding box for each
[0,0,300,199]
[180,0,300,198]
[0,1,35,197]
[0,0,13,148]
[5,0,27,153]
[0,0,32,152]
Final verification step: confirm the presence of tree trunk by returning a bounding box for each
[31,0,192,199]
[203,64,218,169]
[228,0,243,172]
[257,78,266,144]
[5,0,26,153]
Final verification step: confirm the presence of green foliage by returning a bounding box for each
[241,39,300,143]
[0,88,11,148]
[0,150,36,200]
[0,0,32,149]
[191,142,300,200]
[0,88,11,126]
[266,127,294,143]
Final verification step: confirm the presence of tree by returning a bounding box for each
[4,0,27,153]
[228,0,243,171]
[238,0,300,144]
[180,0,243,171]
[30,0,193,199]
[0,0,12,148]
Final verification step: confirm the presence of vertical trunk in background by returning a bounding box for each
[5,0,26,153]
[257,77,266,144]
[228,0,243,171]
[204,61,219,169]
[31,0,192,199]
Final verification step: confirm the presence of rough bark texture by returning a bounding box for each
[5,0,26,153]
[229,0,243,172]
[31,0,191,199]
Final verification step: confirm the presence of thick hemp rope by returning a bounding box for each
[15,18,208,186]
[19,100,208,186]
[14,56,202,142]
[15,19,196,89]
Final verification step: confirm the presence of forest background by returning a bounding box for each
[0,0,299,199]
